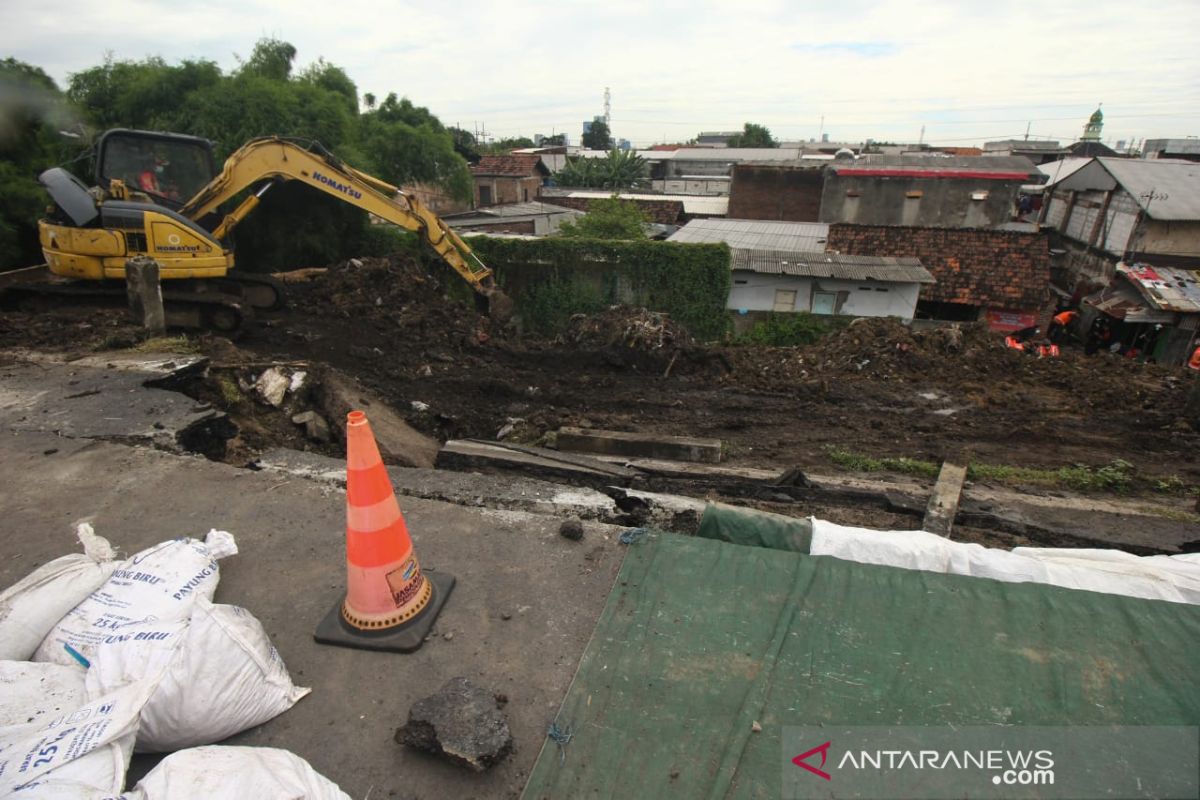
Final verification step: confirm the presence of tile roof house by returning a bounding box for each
[470,155,550,207]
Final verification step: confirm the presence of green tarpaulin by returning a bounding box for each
[522,531,1200,799]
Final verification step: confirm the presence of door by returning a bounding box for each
[811,292,836,315]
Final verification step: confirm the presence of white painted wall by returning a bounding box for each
[726,271,920,319]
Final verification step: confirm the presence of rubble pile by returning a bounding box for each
[561,307,693,351]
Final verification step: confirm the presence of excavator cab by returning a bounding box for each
[95,129,218,210]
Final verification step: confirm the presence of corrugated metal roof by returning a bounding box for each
[1118,262,1200,314]
[667,218,830,250]
[730,249,935,283]
[1098,158,1200,221]
[1037,157,1092,187]
[555,190,728,216]
[640,148,803,162]
[443,201,580,220]
[1083,280,1175,323]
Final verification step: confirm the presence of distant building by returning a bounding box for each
[1039,157,1200,278]
[820,155,1040,229]
[538,188,727,225]
[727,164,825,221]
[983,139,1068,165]
[695,131,740,147]
[1082,263,1200,366]
[442,201,582,236]
[667,219,934,322]
[1080,106,1104,142]
[640,148,824,196]
[1143,139,1200,163]
[469,155,550,207]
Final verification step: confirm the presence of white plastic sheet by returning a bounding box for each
[810,518,1200,604]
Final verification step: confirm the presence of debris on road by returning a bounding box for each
[396,677,514,772]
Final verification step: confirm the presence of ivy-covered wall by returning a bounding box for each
[468,238,732,341]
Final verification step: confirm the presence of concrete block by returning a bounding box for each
[318,369,438,469]
[923,461,968,537]
[556,426,722,464]
[124,256,165,334]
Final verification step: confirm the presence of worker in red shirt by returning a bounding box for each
[1048,309,1078,344]
[1188,344,1200,371]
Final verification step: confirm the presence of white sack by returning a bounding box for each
[0,525,118,661]
[34,530,237,667]
[810,517,1200,604]
[0,674,148,798]
[121,746,350,800]
[85,598,310,753]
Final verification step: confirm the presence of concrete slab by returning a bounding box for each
[0,430,626,799]
[556,426,723,464]
[438,439,640,487]
[318,368,439,469]
[0,355,224,452]
[923,461,968,537]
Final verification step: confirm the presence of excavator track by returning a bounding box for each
[214,272,287,311]
[0,279,251,336]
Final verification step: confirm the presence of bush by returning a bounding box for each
[732,312,848,346]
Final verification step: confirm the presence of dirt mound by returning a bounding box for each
[560,307,693,351]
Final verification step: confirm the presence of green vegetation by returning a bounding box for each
[581,119,612,150]
[731,312,850,346]
[1,39,473,272]
[823,448,1188,496]
[553,150,649,190]
[725,122,777,148]
[557,195,649,240]
[468,237,731,340]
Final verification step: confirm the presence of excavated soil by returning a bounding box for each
[3,254,1199,495]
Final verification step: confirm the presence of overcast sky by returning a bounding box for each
[5,0,1198,148]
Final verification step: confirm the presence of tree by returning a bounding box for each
[582,119,611,150]
[238,38,297,81]
[553,150,647,190]
[557,195,649,240]
[0,58,76,268]
[726,122,777,148]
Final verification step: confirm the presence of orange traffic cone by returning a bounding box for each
[315,410,454,652]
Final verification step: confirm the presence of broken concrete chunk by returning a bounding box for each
[289,370,307,393]
[395,677,513,772]
[319,369,438,468]
[254,367,290,408]
[559,517,584,541]
[304,413,332,443]
[291,411,316,425]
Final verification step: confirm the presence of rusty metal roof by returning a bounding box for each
[1117,262,1200,314]
[731,249,935,284]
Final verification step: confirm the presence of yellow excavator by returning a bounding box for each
[13,128,510,331]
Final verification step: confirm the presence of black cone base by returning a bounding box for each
[314,570,456,653]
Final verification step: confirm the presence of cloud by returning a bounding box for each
[1,0,1197,147]
[790,42,899,58]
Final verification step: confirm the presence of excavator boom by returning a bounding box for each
[181,137,498,296]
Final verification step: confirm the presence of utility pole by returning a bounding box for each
[1024,121,1031,141]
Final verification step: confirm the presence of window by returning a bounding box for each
[478,185,492,206]
[523,188,529,202]
[773,289,797,312]
[733,279,749,285]
[811,292,836,315]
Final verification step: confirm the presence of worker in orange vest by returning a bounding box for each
[1188,344,1200,371]
[1048,309,1079,344]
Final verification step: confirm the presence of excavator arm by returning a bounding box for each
[180,137,503,301]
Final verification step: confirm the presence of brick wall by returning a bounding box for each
[827,224,1050,311]
[727,165,823,221]
[540,195,686,225]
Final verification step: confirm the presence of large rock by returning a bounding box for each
[317,368,439,468]
[395,677,513,772]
